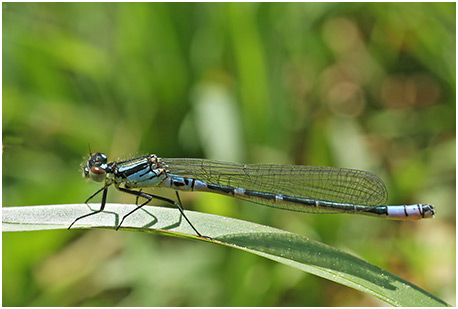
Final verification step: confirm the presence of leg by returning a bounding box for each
[68,183,111,229]
[175,191,208,238]
[135,189,143,206]
[116,187,204,237]
[84,185,106,204]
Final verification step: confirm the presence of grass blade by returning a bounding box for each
[2,204,449,307]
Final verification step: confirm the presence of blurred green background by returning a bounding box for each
[3,2,455,306]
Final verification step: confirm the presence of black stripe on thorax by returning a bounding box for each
[117,161,150,177]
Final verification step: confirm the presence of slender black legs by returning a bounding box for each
[68,183,112,229]
[117,187,203,237]
[69,185,204,237]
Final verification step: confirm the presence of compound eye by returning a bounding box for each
[89,166,106,182]
[93,152,108,164]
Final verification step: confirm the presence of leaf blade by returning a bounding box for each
[2,204,449,307]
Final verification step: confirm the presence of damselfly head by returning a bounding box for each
[83,152,108,182]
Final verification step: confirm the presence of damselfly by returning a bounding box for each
[68,152,435,236]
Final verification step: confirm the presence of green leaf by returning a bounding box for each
[2,204,449,307]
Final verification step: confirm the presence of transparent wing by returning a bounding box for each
[163,158,388,206]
